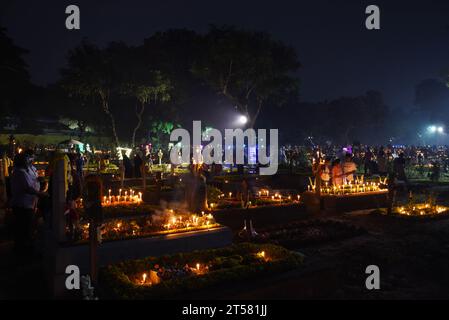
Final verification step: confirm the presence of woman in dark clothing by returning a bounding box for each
[122,153,133,179]
[133,153,143,178]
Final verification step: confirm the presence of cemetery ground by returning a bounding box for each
[1,193,449,300]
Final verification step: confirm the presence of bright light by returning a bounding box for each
[238,115,248,125]
[427,125,444,134]
[116,147,132,160]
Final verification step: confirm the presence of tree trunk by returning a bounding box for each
[132,101,145,148]
[246,100,262,129]
[101,96,120,148]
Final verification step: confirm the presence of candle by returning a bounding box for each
[142,273,147,284]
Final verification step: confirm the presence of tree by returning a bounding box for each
[193,26,300,128]
[0,26,31,115]
[60,41,128,147]
[40,84,104,140]
[143,29,202,107]
[120,56,172,147]
[149,120,176,151]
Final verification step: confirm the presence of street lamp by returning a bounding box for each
[238,115,248,126]
[427,125,444,134]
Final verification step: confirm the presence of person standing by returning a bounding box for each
[364,147,373,176]
[393,152,408,185]
[133,152,143,178]
[377,146,387,174]
[75,152,84,181]
[10,152,47,260]
[343,153,357,183]
[320,158,332,185]
[122,153,133,179]
[331,159,344,186]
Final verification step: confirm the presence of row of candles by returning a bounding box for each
[216,190,300,202]
[101,188,143,206]
[138,251,269,286]
[163,212,214,230]
[81,211,216,241]
[397,203,448,216]
[308,178,388,195]
[258,190,300,202]
[139,263,208,286]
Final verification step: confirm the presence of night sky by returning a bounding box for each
[2,0,449,109]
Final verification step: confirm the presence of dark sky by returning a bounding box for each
[2,0,449,109]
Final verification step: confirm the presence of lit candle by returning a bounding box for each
[142,273,147,284]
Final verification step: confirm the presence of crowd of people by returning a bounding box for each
[282,143,449,182]
[1,147,89,261]
[314,153,357,186]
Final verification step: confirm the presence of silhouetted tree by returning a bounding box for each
[0,27,31,115]
[193,26,300,128]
